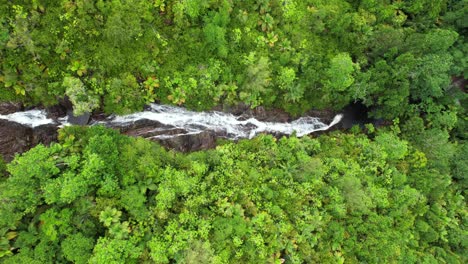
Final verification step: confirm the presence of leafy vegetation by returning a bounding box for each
[0,0,466,263]
[0,125,466,263]
[0,0,465,117]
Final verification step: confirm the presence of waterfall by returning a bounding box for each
[0,110,55,128]
[0,104,343,139]
[104,104,343,139]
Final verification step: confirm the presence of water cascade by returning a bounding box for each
[0,104,343,139]
[106,104,343,139]
[0,110,55,128]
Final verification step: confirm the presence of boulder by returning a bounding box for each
[215,104,291,122]
[115,119,167,134]
[0,120,59,162]
[0,120,33,162]
[32,124,59,147]
[154,131,217,152]
[67,110,91,125]
[114,118,217,152]
[46,104,67,119]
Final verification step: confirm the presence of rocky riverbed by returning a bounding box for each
[0,101,346,162]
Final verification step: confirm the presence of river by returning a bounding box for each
[0,103,343,161]
[1,103,342,139]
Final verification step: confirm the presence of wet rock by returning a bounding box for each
[118,119,186,138]
[67,110,91,125]
[154,131,217,152]
[32,124,59,147]
[0,102,23,115]
[60,96,74,110]
[90,112,109,122]
[217,103,250,116]
[47,97,87,124]
[0,101,348,161]
[114,119,167,133]
[250,107,291,122]
[111,119,172,139]
[105,120,215,152]
[125,127,187,138]
[113,118,216,152]
[46,104,67,119]
[0,120,59,162]
[216,104,291,122]
[305,109,336,123]
[0,120,33,162]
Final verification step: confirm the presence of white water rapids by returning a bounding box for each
[0,110,55,128]
[0,104,343,139]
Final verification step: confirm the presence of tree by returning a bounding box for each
[103,73,146,114]
[64,77,99,116]
[239,54,272,108]
[61,233,95,264]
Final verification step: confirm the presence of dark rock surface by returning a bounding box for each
[32,124,59,147]
[0,104,345,161]
[0,120,58,162]
[67,110,91,125]
[214,104,292,122]
[0,120,32,162]
[0,102,23,115]
[113,118,218,152]
[0,101,363,161]
[113,119,166,134]
[154,131,217,152]
[46,104,67,119]
[339,102,372,129]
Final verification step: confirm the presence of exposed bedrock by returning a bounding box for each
[0,102,348,161]
[0,120,58,162]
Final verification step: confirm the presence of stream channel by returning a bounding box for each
[0,103,344,162]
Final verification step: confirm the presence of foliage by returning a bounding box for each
[0,0,464,119]
[0,125,466,263]
[0,1,466,262]
[63,76,100,115]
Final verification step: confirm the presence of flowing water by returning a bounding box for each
[0,109,55,128]
[0,104,343,139]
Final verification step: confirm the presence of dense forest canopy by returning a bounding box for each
[0,0,467,263]
[0,125,466,263]
[0,0,466,117]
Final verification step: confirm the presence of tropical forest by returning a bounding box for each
[0,0,466,263]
